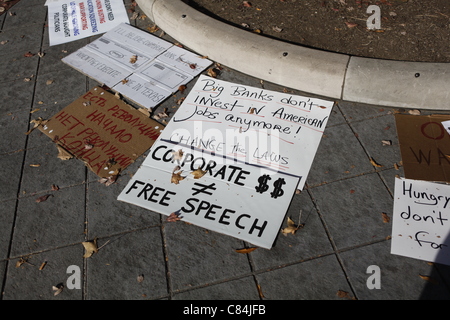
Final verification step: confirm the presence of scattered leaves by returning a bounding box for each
[235,247,258,254]
[35,194,53,203]
[82,238,98,258]
[191,167,207,179]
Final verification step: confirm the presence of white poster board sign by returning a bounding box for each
[46,0,130,46]
[118,76,333,248]
[391,177,450,265]
[62,23,212,108]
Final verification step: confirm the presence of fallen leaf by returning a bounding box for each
[172,149,184,161]
[24,51,35,57]
[98,175,118,186]
[46,79,54,85]
[51,184,59,191]
[82,238,98,258]
[408,109,421,115]
[39,261,47,271]
[345,21,358,28]
[281,217,304,235]
[369,157,383,167]
[16,258,27,268]
[207,67,218,78]
[52,283,64,296]
[171,170,185,184]
[56,145,73,160]
[35,194,53,203]
[130,55,138,64]
[178,85,186,93]
[235,247,258,254]
[381,212,390,223]
[167,210,183,222]
[419,274,438,285]
[191,167,207,179]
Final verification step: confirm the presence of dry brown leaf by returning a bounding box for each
[178,85,187,93]
[207,67,218,78]
[281,217,303,235]
[172,149,184,161]
[191,167,207,179]
[369,157,383,167]
[167,210,183,222]
[36,194,53,203]
[381,212,390,223]
[52,283,64,296]
[171,170,185,184]
[345,21,358,28]
[130,55,138,64]
[419,274,438,285]
[235,247,258,254]
[56,145,73,160]
[82,238,98,258]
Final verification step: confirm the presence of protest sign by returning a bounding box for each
[37,86,162,178]
[391,177,450,265]
[63,23,212,109]
[118,75,333,248]
[395,114,450,183]
[46,0,129,46]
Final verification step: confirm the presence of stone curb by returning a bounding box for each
[137,0,450,110]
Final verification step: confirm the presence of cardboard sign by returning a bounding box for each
[63,23,212,109]
[395,114,450,183]
[38,86,163,178]
[391,177,450,265]
[46,0,130,46]
[117,76,333,248]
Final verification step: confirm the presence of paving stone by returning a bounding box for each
[349,114,402,168]
[2,245,83,300]
[337,100,395,123]
[164,221,252,292]
[306,123,374,187]
[86,172,161,238]
[2,2,46,30]
[339,240,450,300]
[0,200,16,260]
[33,68,88,108]
[85,228,168,299]
[173,276,260,300]
[0,54,39,83]
[255,254,354,300]
[10,184,86,257]
[0,151,25,201]
[0,79,35,114]
[0,109,30,154]
[0,24,43,57]
[249,190,333,270]
[19,142,87,195]
[308,173,393,249]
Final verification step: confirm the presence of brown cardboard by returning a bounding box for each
[38,86,163,178]
[395,113,450,183]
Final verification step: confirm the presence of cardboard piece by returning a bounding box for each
[391,177,450,265]
[37,86,163,178]
[395,114,450,183]
[62,23,213,109]
[46,0,130,46]
[117,76,334,248]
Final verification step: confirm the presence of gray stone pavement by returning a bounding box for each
[1,0,450,301]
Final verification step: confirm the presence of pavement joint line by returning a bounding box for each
[136,0,450,111]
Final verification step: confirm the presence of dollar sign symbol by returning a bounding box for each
[255,174,271,193]
[271,178,286,199]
